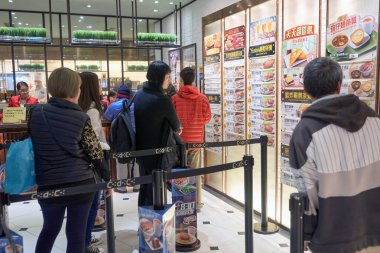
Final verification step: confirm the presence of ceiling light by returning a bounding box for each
[154,0,159,3]
[78,19,82,22]
[139,0,143,2]
[86,4,91,8]
[25,23,29,26]
[18,22,22,25]
[86,25,92,29]
[14,16,17,19]
[74,25,77,28]
[154,9,158,12]
[11,12,15,15]
[169,2,173,4]
[8,0,13,3]
[80,16,84,19]
[138,19,142,22]
[62,25,65,28]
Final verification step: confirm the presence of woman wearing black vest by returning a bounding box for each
[30,67,104,253]
[134,61,181,206]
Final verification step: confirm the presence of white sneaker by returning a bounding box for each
[90,234,103,246]
[86,245,105,253]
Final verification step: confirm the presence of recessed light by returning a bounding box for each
[78,19,82,22]
[86,25,92,29]
[62,25,65,28]
[154,0,159,3]
[25,23,29,26]
[14,17,17,19]
[80,16,84,19]
[8,0,13,3]
[154,9,158,12]
[138,19,142,22]
[11,12,15,15]
[169,2,173,4]
[139,0,143,2]
[86,4,91,8]
[18,22,22,25]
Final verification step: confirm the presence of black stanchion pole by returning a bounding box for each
[152,170,167,210]
[180,144,187,168]
[105,192,116,253]
[289,193,306,253]
[105,152,116,253]
[254,136,279,234]
[244,155,254,253]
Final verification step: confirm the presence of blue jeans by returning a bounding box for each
[36,200,92,253]
[85,191,101,246]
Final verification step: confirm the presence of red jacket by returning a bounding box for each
[8,96,39,107]
[172,86,211,145]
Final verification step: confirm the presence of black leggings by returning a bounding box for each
[35,200,92,253]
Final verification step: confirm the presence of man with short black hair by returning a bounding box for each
[172,67,211,211]
[289,57,380,253]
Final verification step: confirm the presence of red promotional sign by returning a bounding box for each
[284,25,315,40]
[224,25,246,51]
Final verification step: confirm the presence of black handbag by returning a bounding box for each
[159,121,187,170]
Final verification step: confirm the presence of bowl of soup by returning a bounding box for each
[332,34,349,53]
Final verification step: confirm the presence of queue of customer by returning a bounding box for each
[13,61,207,252]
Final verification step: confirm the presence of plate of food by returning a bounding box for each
[349,80,374,97]
[349,29,370,49]
[173,178,189,190]
[145,236,163,250]
[284,48,308,68]
[140,218,154,239]
[176,232,196,245]
[261,71,275,82]
[262,58,275,69]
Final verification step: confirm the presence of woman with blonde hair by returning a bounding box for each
[30,67,104,253]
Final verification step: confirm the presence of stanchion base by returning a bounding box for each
[176,239,201,252]
[253,222,279,234]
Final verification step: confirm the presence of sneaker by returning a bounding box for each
[90,234,103,246]
[86,245,105,253]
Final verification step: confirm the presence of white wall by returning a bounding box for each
[162,0,238,68]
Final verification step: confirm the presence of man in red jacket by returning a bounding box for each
[172,67,211,211]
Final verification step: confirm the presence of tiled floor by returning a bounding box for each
[8,189,292,253]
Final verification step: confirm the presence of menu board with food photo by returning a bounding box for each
[224,26,246,51]
[250,16,277,46]
[327,14,378,62]
[138,205,175,253]
[248,37,276,146]
[223,53,246,141]
[280,26,317,187]
[169,49,181,90]
[204,53,222,152]
[204,33,222,56]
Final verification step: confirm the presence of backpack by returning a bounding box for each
[109,96,136,163]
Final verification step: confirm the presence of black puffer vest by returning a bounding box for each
[30,98,92,186]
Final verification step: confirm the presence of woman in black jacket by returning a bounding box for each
[134,61,181,206]
[30,67,104,253]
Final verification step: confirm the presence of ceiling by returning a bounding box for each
[0,0,194,19]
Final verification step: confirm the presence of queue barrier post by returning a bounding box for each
[152,170,167,210]
[104,151,116,253]
[243,155,254,253]
[289,193,307,253]
[254,136,279,234]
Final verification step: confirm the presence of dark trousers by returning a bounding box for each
[35,200,92,253]
[85,191,100,246]
[138,161,154,207]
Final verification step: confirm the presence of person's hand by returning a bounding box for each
[178,129,183,135]
[304,242,310,251]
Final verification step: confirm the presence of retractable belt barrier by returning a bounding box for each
[0,137,276,253]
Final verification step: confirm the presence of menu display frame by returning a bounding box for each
[201,0,380,229]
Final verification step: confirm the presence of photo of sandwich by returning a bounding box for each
[286,48,308,68]
[284,76,295,86]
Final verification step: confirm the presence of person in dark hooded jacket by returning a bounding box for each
[289,57,380,253]
[134,61,181,206]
